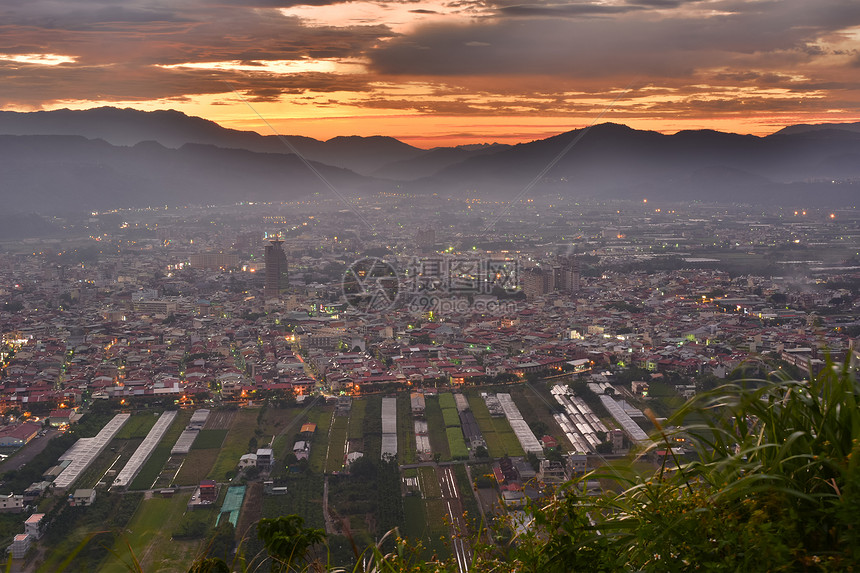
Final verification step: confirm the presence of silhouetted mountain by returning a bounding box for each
[0,107,424,175]
[410,123,860,204]
[3,108,860,209]
[774,122,860,136]
[0,135,379,213]
[373,144,511,180]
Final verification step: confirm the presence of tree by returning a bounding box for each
[529,421,549,438]
[595,441,613,454]
[257,515,326,572]
[474,445,489,459]
[205,522,235,563]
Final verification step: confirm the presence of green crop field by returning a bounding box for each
[417,466,441,499]
[446,427,469,459]
[325,414,349,473]
[207,408,261,480]
[438,392,456,410]
[176,448,221,485]
[347,399,367,440]
[423,396,452,460]
[441,406,461,428]
[309,409,333,473]
[466,392,525,457]
[115,412,159,440]
[192,429,229,449]
[397,393,416,465]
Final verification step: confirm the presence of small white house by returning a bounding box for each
[70,489,96,507]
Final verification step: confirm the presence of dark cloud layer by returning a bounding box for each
[0,0,858,129]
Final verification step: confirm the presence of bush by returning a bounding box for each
[491,358,860,572]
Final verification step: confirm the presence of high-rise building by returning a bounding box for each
[264,239,289,299]
[416,228,436,254]
[522,267,553,299]
[556,255,581,293]
[189,252,239,270]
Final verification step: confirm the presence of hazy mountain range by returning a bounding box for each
[1,107,859,214]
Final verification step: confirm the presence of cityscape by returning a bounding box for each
[0,189,858,570]
[2,0,860,570]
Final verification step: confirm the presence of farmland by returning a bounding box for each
[465,392,525,457]
[31,377,651,572]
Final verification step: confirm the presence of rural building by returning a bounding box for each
[0,423,41,448]
[48,408,80,427]
[238,453,257,469]
[0,494,24,513]
[9,533,31,559]
[566,453,588,479]
[24,514,44,539]
[199,480,217,503]
[293,441,309,460]
[255,448,274,471]
[69,489,96,507]
[538,459,567,484]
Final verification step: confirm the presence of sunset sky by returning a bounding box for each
[1,0,859,147]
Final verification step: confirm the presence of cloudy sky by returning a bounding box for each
[1,0,859,146]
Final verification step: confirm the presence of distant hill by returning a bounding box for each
[0,135,379,213]
[372,144,511,180]
[0,107,425,176]
[409,123,860,203]
[773,121,860,136]
[3,108,860,209]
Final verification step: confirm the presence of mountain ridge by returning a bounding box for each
[2,107,860,211]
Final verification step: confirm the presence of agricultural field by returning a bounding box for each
[99,491,203,573]
[175,448,221,485]
[361,396,382,459]
[396,393,417,465]
[423,395,452,461]
[36,492,143,573]
[401,466,450,560]
[115,412,159,440]
[192,429,229,450]
[465,392,525,457]
[129,410,194,490]
[446,427,469,460]
[207,408,262,480]
[309,410,333,473]
[508,385,573,449]
[347,399,367,440]
[325,413,349,473]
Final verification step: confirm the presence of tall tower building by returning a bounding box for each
[416,228,436,254]
[264,239,289,299]
[556,255,581,293]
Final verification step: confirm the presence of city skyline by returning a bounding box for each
[1,0,859,147]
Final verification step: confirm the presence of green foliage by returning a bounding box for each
[495,359,860,572]
[205,521,236,564]
[257,515,325,572]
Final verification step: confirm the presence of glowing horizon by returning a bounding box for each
[1,1,859,147]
